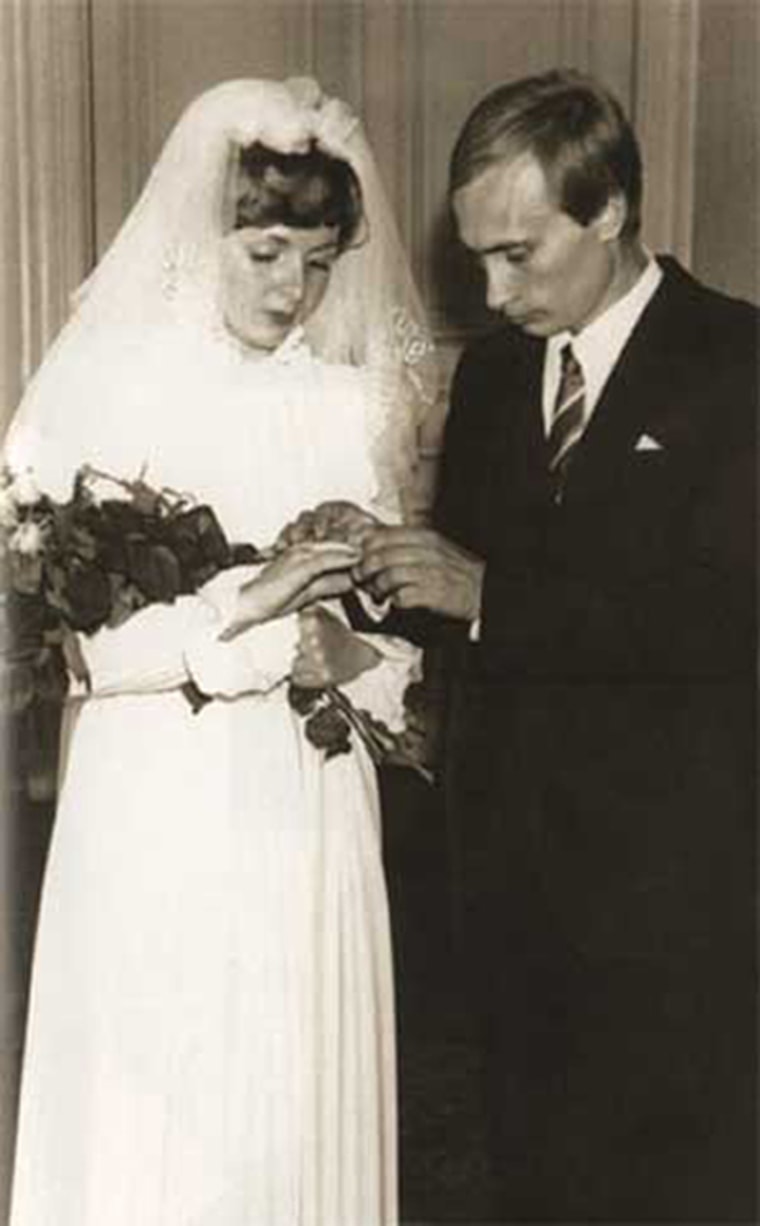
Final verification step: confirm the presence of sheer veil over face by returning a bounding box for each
[5,78,436,508]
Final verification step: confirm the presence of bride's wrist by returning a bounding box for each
[218,604,268,643]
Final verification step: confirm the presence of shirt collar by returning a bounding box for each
[552,256,661,358]
[545,256,662,425]
[270,325,311,365]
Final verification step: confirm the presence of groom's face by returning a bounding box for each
[219,224,341,351]
[453,151,621,337]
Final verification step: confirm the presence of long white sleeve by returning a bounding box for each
[79,597,215,697]
[79,569,298,701]
[184,613,298,699]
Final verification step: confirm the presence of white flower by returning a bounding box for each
[311,97,360,153]
[233,85,311,156]
[11,468,41,508]
[9,520,43,556]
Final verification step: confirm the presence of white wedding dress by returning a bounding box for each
[9,327,414,1226]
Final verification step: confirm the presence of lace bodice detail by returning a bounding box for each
[7,328,396,550]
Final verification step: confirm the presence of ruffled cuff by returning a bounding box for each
[80,596,218,698]
[341,634,421,733]
[183,564,299,698]
[79,564,299,702]
[184,612,299,700]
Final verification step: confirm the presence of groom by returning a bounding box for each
[353,70,758,1220]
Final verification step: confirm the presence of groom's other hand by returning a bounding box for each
[357,525,484,621]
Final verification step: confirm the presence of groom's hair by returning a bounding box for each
[449,69,643,239]
[232,141,363,250]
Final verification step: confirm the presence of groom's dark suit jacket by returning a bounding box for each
[433,257,757,1219]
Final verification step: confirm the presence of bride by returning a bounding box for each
[5,78,435,1225]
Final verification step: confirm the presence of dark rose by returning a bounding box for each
[107,574,148,628]
[62,560,115,632]
[124,537,182,603]
[229,543,265,566]
[69,502,145,573]
[79,499,148,538]
[288,683,323,717]
[64,522,99,563]
[167,506,232,590]
[304,704,352,759]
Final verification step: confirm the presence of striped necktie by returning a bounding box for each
[547,342,585,498]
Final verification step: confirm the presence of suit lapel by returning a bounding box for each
[477,260,693,521]
[487,331,547,492]
[476,331,551,557]
[561,264,683,501]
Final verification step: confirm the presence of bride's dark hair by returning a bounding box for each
[233,141,363,251]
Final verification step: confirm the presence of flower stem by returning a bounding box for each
[326,685,434,784]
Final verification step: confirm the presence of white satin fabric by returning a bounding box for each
[9,330,415,1226]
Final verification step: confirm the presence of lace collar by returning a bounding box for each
[216,320,313,368]
[270,326,311,365]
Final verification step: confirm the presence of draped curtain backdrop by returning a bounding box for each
[1,0,758,1215]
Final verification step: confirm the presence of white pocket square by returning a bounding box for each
[634,433,663,451]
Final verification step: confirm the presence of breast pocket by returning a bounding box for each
[617,450,675,509]
[592,451,681,568]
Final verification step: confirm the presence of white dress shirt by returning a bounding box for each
[542,256,663,435]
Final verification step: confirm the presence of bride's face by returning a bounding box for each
[219,224,341,351]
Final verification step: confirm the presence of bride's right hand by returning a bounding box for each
[218,542,360,642]
[275,501,379,551]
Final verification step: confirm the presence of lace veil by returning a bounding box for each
[5,78,436,511]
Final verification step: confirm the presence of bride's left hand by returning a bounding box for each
[292,606,381,688]
[216,543,359,641]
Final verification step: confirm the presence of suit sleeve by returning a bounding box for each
[431,342,504,657]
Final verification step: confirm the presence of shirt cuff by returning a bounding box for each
[355,587,392,623]
[184,612,299,700]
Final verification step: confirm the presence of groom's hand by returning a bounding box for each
[356,526,485,621]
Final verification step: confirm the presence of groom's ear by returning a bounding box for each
[591,192,627,243]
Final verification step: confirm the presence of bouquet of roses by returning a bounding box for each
[0,464,432,795]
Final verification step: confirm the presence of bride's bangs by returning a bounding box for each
[232,141,363,249]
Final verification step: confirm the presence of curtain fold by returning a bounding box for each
[1,3,93,1216]
[0,0,93,432]
[633,0,699,266]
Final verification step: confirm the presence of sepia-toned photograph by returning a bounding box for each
[1,1,757,1222]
